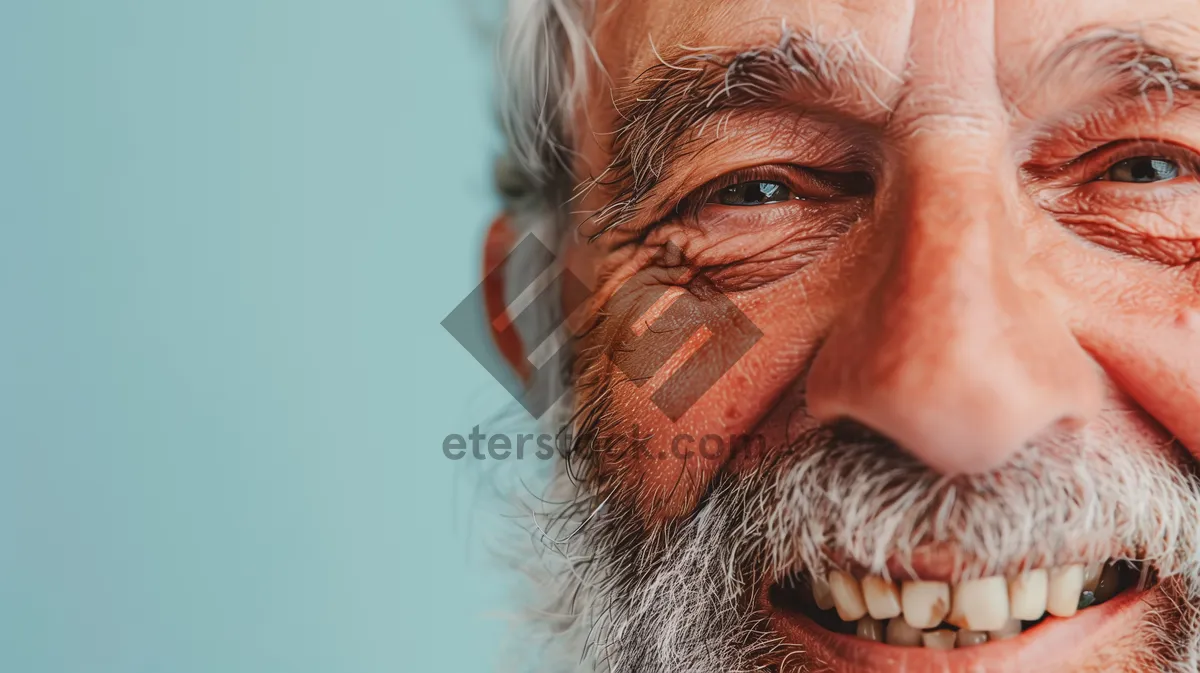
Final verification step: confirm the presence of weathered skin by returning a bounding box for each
[485,1,1200,670]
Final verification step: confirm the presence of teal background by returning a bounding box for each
[1,2,521,671]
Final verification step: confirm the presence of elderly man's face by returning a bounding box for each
[488,0,1200,671]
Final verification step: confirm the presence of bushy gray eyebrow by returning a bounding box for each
[585,23,1200,240]
[1034,25,1200,108]
[585,26,884,238]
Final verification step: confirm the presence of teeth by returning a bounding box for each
[901,581,951,629]
[922,629,957,651]
[1047,565,1085,618]
[862,575,903,620]
[807,561,1124,647]
[829,571,869,622]
[856,616,883,642]
[956,630,988,648]
[1008,569,1048,621]
[811,576,835,611]
[1083,562,1104,592]
[885,617,924,647]
[950,576,1011,632]
[988,618,1023,641]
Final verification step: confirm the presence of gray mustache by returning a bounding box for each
[766,422,1200,585]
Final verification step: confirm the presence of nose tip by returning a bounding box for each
[803,169,1103,475]
[807,323,1101,475]
[807,342,1092,475]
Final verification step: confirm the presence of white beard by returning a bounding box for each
[502,423,1200,672]
[500,466,773,673]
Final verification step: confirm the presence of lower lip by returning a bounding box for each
[764,584,1157,672]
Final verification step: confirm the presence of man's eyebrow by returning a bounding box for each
[587,24,1200,238]
[587,26,890,236]
[1030,25,1200,109]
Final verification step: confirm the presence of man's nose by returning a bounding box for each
[805,142,1103,475]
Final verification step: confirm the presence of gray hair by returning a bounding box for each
[492,0,595,426]
[494,0,592,217]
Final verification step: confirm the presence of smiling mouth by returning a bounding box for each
[768,560,1153,650]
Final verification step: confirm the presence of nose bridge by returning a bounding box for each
[871,140,1041,435]
[883,139,1016,351]
[806,134,1103,475]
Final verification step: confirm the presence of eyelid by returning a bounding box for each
[1039,140,1200,183]
[674,164,864,221]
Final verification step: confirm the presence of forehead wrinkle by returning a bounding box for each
[586,25,895,238]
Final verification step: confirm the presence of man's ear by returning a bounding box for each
[483,213,531,383]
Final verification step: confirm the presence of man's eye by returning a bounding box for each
[1099,157,1183,183]
[712,181,794,206]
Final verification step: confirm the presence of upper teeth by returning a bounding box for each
[811,575,836,611]
[948,576,1010,631]
[829,570,869,621]
[1046,564,1085,618]
[1008,569,1048,621]
[862,575,903,620]
[900,580,950,629]
[815,561,1124,649]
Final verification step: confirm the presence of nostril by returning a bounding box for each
[804,309,1105,476]
[816,370,1098,475]
[821,419,980,472]
[826,418,894,445]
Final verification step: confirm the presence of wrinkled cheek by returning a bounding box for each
[1066,268,1200,461]
[570,273,839,523]
[572,327,758,522]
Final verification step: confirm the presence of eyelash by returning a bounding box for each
[672,165,870,222]
[667,140,1196,225]
[672,166,796,221]
[1057,140,1200,184]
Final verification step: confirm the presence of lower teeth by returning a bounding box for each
[848,617,1029,647]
